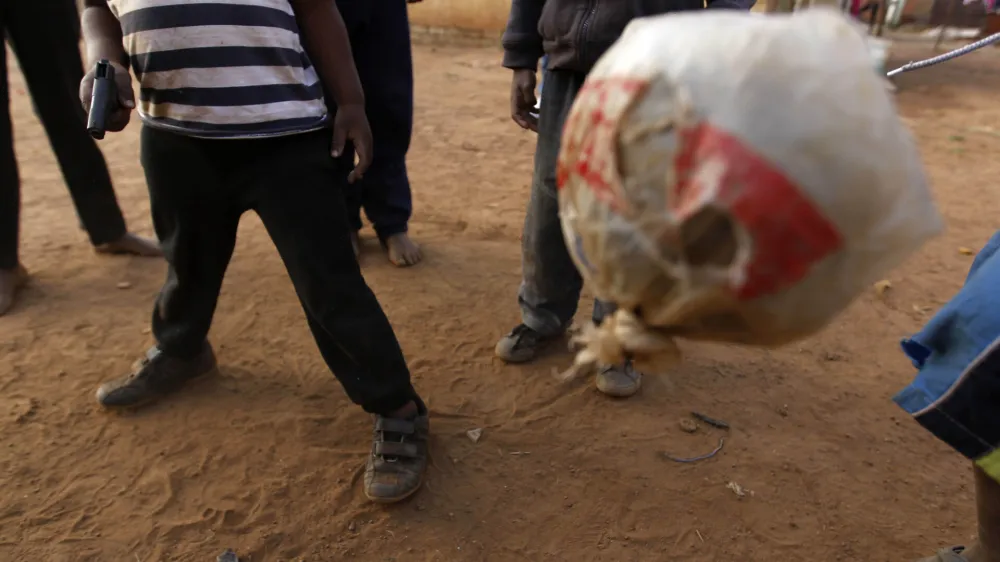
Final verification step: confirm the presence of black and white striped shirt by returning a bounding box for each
[108,0,329,138]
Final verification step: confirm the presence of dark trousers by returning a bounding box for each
[336,0,414,240]
[141,126,416,415]
[519,70,615,336]
[0,0,127,269]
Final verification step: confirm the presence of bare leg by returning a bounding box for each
[919,466,1000,562]
[961,466,1000,562]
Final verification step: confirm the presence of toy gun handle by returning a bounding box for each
[86,60,117,140]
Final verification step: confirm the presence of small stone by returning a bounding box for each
[116,281,132,290]
[678,419,698,433]
[726,481,750,498]
[348,521,356,532]
[466,428,483,443]
[958,247,975,256]
[776,404,789,417]
[874,280,892,296]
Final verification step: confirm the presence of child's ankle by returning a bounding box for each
[387,400,418,420]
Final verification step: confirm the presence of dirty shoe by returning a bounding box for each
[495,324,556,363]
[96,343,217,409]
[596,360,643,397]
[364,410,429,504]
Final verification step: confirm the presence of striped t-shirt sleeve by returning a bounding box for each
[109,0,330,139]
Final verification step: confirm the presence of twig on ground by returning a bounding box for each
[662,438,725,463]
[691,411,729,429]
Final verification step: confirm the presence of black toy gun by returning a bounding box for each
[86,60,118,140]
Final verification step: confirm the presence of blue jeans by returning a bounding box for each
[537,55,549,100]
[518,69,616,336]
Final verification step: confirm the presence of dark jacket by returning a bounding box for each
[502,0,755,73]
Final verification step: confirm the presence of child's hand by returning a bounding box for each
[78,61,135,133]
[332,104,372,184]
[511,68,538,132]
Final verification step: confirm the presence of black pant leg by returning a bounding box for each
[0,28,20,270]
[140,126,241,359]
[334,0,369,233]
[5,0,127,247]
[340,0,414,239]
[247,130,417,416]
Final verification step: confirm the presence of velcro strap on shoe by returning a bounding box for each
[374,417,416,435]
[374,441,421,458]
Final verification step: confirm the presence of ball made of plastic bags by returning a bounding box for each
[557,8,941,375]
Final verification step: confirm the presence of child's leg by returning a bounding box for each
[96,127,240,408]
[346,0,420,266]
[247,130,426,503]
[918,466,1000,562]
[970,465,1000,561]
[5,0,158,257]
[0,34,27,317]
[493,70,587,364]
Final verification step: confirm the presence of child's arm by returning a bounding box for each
[289,0,372,182]
[501,0,545,71]
[502,0,545,131]
[79,0,135,132]
[81,0,129,68]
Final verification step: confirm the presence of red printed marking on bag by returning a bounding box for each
[672,122,844,300]
[557,77,647,211]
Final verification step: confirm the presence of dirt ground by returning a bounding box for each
[2,38,1000,562]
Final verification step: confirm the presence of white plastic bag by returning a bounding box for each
[557,8,941,375]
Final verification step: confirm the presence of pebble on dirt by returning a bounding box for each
[679,419,698,433]
[874,279,892,296]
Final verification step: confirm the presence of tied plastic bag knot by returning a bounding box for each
[560,309,683,382]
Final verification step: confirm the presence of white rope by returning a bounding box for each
[886,31,1000,77]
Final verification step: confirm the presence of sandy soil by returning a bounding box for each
[1,39,1000,562]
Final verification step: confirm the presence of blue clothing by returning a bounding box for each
[894,231,1000,466]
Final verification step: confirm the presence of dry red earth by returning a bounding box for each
[1,38,999,562]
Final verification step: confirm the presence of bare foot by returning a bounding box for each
[384,233,422,267]
[350,230,360,258]
[95,233,163,257]
[0,265,28,317]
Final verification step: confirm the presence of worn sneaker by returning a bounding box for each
[96,343,217,409]
[596,360,643,398]
[494,324,556,363]
[364,411,429,504]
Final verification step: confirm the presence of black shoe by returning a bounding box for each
[96,343,217,409]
